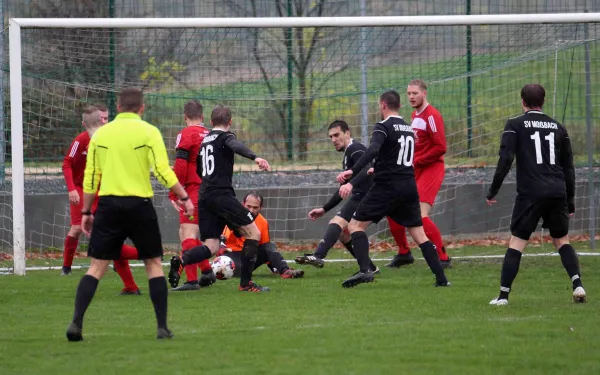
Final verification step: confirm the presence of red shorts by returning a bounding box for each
[415,162,444,206]
[69,187,99,226]
[179,186,199,225]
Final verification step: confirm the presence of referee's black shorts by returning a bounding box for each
[88,196,163,260]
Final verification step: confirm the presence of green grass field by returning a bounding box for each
[1,247,600,375]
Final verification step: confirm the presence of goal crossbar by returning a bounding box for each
[7,13,600,275]
[10,13,600,28]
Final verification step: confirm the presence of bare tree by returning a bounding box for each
[226,0,356,161]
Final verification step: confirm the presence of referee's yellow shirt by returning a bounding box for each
[83,112,178,197]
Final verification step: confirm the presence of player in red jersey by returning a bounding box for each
[62,105,142,295]
[169,100,217,291]
[386,79,452,268]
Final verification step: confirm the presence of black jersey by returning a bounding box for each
[351,115,415,184]
[198,129,257,195]
[343,139,373,195]
[488,110,575,200]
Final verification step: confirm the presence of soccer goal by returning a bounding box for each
[4,13,600,275]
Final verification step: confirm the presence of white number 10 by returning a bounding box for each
[397,135,414,167]
[530,131,555,165]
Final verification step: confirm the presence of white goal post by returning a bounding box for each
[9,12,600,275]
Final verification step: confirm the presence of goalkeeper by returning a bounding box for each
[218,191,304,279]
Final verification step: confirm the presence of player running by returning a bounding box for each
[168,105,272,292]
[169,100,217,291]
[61,105,141,295]
[486,83,586,305]
[219,191,304,278]
[337,90,450,288]
[386,79,451,269]
[296,120,378,272]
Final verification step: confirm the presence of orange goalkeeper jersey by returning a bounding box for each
[222,213,270,251]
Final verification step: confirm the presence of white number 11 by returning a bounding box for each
[530,131,555,165]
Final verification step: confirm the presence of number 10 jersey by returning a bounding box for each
[371,115,416,184]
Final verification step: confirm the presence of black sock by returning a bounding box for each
[240,239,259,287]
[149,277,168,329]
[419,241,447,284]
[350,231,373,273]
[558,244,583,290]
[72,274,99,329]
[342,241,356,258]
[181,245,211,266]
[499,248,522,300]
[314,223,343,259]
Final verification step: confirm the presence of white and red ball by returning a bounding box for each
[211,255,236,280]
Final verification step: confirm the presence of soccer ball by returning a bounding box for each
[211,255,236,280]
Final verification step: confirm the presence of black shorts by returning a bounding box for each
[88,196,163,260]
[510,196,570,240]
[336,194,364,222]
[353,180,422,227]
[198,192,255,241]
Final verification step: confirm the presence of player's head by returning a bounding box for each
[81,105,102,132]
[211,105,232,129]
[243,191,264,218]
[184,100,204,124]
[94,103,109,124]
[117,87,144,115]
[379,90,401,119]
[327,120,351,152]
[520,84,545,110]
[407,79,428,109]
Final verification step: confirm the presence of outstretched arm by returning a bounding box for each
[224,134,257,160]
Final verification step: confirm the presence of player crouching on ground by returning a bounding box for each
[218,191,304,279]
[486,83,586,306]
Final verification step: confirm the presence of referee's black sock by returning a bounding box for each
[149,277,168,329]
[240,239,259,287]
[499,248,522,300]
[314,223,343,259]
[558,244,583,290]
[350,231,373,273]
[72,274,99,329]
[181,245,211,266]
[419,241,447,284]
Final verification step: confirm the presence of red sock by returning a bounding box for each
[422,217,448,261]
[387,217,410,255]
[63,235,79,267]
[114,259,138,291]
[196,239,212,273]
[182,238,198,283]
[120,244,139,260]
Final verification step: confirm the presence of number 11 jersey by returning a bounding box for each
[372,115,415,184]
[497,110,572,198]
[198,129,236,195]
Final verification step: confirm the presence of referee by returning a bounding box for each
[66,88,194,341]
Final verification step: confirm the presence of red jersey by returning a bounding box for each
[170,125,209,199]
[411,104,447,169]
[62,131,91,191]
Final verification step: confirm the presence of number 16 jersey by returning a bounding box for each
[198,129,236,195]
[372,115,415,184]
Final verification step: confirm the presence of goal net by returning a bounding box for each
[3,14,600,274]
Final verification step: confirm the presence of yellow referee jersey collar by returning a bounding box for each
[115,112,142,120]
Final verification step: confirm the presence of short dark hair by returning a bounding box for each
[93,103,108,112]
[243,190,264,207]
[521,84,545,108]
[211,105,232,126]
[184,100,203,119]
[380,90,401,110]
[327,120,350,133]
[118,87,144,113]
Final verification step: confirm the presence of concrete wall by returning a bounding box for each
[0,182,598,251]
